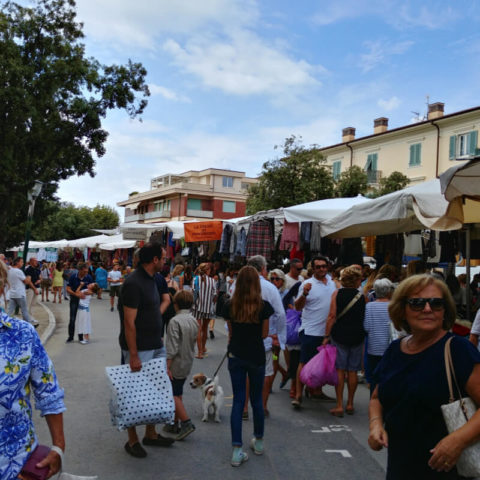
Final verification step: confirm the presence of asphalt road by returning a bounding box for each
[34,297,387,479]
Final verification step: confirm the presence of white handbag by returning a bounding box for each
[106,357,175,431]
[440,337,480,478]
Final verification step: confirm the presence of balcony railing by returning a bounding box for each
[124,213,145,222]
[367,170,382,184]
[145,210,171,220]
[186,209,214,219]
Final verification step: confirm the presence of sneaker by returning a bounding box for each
[110,307,114,312]
[162,423,180,434]
[231,448,248,467]
[175,421,195,441]
[209,330,215,339]
[65,338,73,343]
[250,437,264,455]
[80,340,89,345]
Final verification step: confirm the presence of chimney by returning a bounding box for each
[427,102,444,120]
[342,127,356,143]
[374,117,388,134]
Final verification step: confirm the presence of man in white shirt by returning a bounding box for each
[108,263,123,312]
[7,257,38,326]
[292,256,336,408]
[284,258,304,290]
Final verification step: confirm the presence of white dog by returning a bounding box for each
[190,373,224,423]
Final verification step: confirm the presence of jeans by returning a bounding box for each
[68,296,80,340]
[7,296,32,323]
[228,355,265,447]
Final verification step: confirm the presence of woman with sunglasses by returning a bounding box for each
[368,274,480,479]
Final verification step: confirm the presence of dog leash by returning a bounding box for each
[211,351,228,379]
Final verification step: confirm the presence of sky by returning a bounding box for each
[56,0,480,218]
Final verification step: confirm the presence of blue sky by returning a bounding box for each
[57,0,480,216]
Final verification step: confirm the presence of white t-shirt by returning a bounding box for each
[285,274,304,290]
[108,270,122,286]
[79,290,93,308]
[296,276,337,336]
[7,268,27,298]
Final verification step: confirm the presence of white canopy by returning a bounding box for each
[283,195,371,223]
[98,238,137,250]
[321,179,463,238]
[119,220,199,241]
[67,234,114,249]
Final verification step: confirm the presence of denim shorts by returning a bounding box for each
[330,339,363,371]
[121,347,166,365]
[264,350,273,377]
[299,331,324,364]
[171,377,186,396]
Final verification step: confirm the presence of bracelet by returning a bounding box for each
[303,292,309,297]
[369,416,382,424]
[51,445,64,465]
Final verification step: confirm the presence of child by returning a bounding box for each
[165,290,199,441]
[76,282,98,344]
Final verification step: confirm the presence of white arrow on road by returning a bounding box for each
[325,450,352,458]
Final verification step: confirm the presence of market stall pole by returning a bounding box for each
[440,155,480,321]
[23,180,43,266]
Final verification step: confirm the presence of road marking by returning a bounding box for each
[311,425,352,433]
[225,395,233,399]
[325,450,352,458]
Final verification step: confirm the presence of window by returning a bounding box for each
[187,198,202,210]
[450,131,478,160]
[222,176,233,188]
[241,182,250,191]
[365,153,378,171]
[409,143,421,167]
[332,161,341,180]
[223,201,236,213]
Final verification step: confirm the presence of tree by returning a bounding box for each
[0,0,149,250]
[32,202,119,240]
[246,135,335,214]
[376,171,410,196]
[335,166,368,197]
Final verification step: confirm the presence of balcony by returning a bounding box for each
[186,209,214,219]
[124,213,145,222]
[367,170,382,185]
[145,210,171,220]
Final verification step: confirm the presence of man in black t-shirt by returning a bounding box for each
[25,257,40,326]
[118,243,174,458]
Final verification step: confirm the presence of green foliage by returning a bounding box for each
[246,135,335,214]
[335,166,368,197]
[376,171,411,196]
[32,202,119,240]
[0,0,149,250]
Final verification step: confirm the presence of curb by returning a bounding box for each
[38,302,56,345]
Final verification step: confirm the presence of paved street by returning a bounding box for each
[32,297,387,479]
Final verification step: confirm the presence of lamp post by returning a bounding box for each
[23,180,43,266]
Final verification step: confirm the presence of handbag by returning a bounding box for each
[105,357,175,431]
[21,445,50,480]
[440,336,480,477]
[336,292,362,320]
[285,309,301,345]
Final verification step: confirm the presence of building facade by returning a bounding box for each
[321,103,480,187]
[118,168,257,223]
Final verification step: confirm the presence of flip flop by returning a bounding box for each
[329,408,344,417]
[346,407,355,415]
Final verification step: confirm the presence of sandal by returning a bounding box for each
[195,355,203,359]
[346,406,355,415]
[329,408,344,418]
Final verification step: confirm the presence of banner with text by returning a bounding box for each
[184,221,223,243]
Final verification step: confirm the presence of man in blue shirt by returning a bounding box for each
[66,262,93,343]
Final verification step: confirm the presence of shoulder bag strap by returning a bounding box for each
[336,292,362,320]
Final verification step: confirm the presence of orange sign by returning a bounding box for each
[184,221,223,243]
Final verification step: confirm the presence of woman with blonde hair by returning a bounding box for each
[222,266,273,467]
[52,262,64,304]
[193,263,217,359]
[172,264,184,290]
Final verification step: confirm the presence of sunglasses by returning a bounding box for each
[314,264,328,269]
[270,277,282,282]
[406,298,445,311]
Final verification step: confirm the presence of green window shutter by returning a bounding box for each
[187,198,202,210]
[468,131,478,156]
[416,143,421,165]
[449,135,456,160]
[371,153,378,171]
[409,145,415,166]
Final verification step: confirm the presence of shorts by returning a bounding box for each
[109,285,121,297]
[121,347,166,365]
[331,339,363,371]
[299,330,324,364]
[264,350,274,377]
[171,377,186,396]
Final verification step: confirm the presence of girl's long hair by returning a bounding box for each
[231,266,263,324]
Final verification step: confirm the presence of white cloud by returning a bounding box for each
[378,96,401,111]
[163,30,322,96]
[358,40,414,73]
[149,84,191,103]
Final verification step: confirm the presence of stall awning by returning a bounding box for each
[125,201,141,210]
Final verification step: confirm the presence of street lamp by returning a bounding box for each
[23,180,43,266]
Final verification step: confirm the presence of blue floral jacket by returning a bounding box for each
[0,312,65,480]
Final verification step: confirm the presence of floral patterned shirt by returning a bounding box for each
[0,311,65,480]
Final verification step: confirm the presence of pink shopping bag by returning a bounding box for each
[299,344,338,389]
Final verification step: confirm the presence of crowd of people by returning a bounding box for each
[2,247,480,478]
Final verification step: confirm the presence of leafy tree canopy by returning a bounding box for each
[375,171,411,196]
[335,166,368,197]
[246,135,335,214]
[32,202,119,240]
[0,0,149,250]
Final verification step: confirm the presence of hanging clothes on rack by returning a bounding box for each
[279,221,299,250]
[246,219,274,260]
[219,224,233,254]
[310,222,322,253]
[235,226,247,257]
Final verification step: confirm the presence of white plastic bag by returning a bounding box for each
[105,357,175,431]
[58,474,97,480]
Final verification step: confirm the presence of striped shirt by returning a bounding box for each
[363,301,392,356]
[194,275,217,320]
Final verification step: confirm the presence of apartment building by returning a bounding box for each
[321,103,480,187]
[118,168,257,223]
